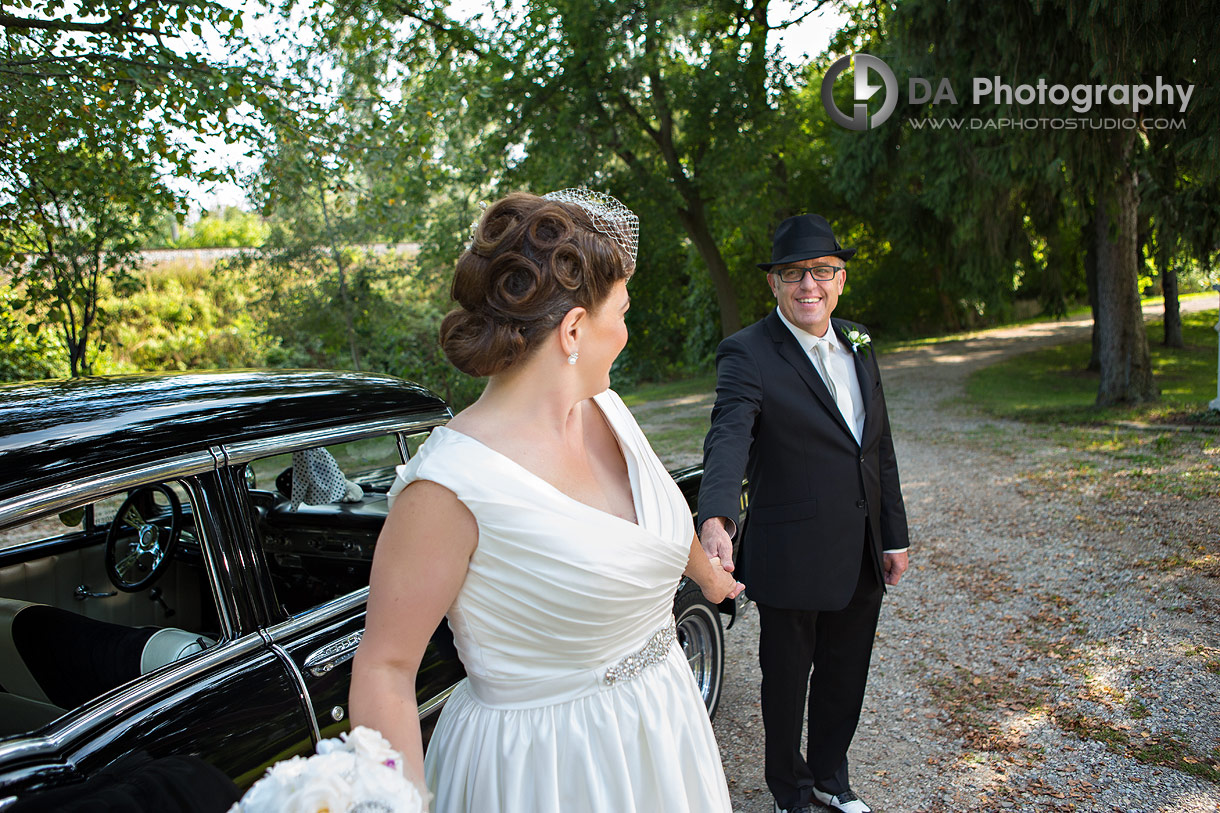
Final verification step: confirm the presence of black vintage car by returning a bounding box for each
[0,370,730,810]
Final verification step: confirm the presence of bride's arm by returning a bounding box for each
[683,532,745,604]
[350,480,476,789]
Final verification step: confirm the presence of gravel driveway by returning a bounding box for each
[633,301,1220,812]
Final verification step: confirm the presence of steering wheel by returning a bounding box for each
[105,485,182,592]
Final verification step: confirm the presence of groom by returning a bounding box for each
[698,214,910,813]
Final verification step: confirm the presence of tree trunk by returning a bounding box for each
[333,256,363,371]
[1041,226,1068,318]
[318,190,363,371]
[1160,246,1183,347]
[61,259,90,377]
[1084,209,1101,371]
[930,264,960,330]
[1093,132,1156,406]
[675,200,741,338]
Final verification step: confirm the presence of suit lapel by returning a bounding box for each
[766,311,855,441]
[836,320,883,448]
[834,320,874,414]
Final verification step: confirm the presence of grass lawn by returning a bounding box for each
[967,309,1220,427]
[966,308,1220,504]
[618,371,717,407]
[885,290,1216,353]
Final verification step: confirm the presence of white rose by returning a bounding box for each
[341,726,403,768]
[349,761,428,812]
[278,755,352,812]
[230,734,425,813]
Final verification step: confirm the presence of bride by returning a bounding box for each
[350,189,742,812]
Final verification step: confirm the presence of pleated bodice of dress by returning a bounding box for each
[387,389,731,812]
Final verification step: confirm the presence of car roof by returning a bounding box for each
[0,369,449,505]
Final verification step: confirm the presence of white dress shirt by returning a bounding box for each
[775,308,865,444]
[774,310,907,556]
[710,310,907,556]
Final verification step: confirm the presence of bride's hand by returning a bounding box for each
[701,556,745,604]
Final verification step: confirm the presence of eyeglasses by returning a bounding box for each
[775,265,843,283]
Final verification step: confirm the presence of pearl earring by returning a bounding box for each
[567,351,579,365]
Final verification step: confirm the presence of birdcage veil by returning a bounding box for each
[541,188,639,266]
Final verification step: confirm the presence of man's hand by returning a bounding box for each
[883,550,908,586]
[699,517,735,572]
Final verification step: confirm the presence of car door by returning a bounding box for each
[227,429,466,751]
[0,472,318,806]
[261,590,466,748]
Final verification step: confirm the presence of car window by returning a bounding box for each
[0,481,221,741]
[249,431,431,618]
[404,431,430,458]
[0,515,64,552]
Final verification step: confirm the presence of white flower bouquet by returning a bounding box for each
[229,726,428,813]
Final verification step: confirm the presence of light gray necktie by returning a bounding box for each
[813,339,839,402]
[813,339,852,424]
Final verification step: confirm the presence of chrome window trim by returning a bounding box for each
[178,476,238,641]
[0,452,217,532]
[266,588,369,641]
[0,632,268,763]
[418,682,458,720]
[222,416,447,466]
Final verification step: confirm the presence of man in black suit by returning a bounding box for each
[698,214,909,813]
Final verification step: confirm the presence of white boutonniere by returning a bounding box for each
[846,328,872,357]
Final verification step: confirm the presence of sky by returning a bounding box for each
[178,1,851,214]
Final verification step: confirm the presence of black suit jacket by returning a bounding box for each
[698,310,909,611]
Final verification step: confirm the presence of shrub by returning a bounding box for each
[0,284,67,382]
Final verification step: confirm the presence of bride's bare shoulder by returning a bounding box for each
[442,407,509,449]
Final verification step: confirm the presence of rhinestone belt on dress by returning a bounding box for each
[603,618,676,685]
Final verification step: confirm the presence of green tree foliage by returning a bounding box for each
[1141,127,1220,349]
[287,0,835,371]
[0,261,282,383]
[468,0,796,339]
[0,145,169,375]
[0,0,265,168]
[173,207,270,248]
[0,0,275,376]
[1012,0,1217,404]
[102,264,279,372]
[246,7,449,371]
[816,3,1076,333]
[828,0,1219,404]
[0,284,65,381]
[236,247,482,407]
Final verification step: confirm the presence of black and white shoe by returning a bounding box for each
[812,788,873,813]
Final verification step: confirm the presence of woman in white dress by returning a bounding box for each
[350,190,742,812]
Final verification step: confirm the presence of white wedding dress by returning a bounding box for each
[388,389,732,813]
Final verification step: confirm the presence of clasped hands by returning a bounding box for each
[699,516,908,594]
[698,517,744,603]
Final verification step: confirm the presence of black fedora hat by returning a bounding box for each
[758,214,856,270]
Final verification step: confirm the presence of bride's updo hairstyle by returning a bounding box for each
[440,192,636,377]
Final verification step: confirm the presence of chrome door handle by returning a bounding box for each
[303,630,363,677]
[75,584,117,600]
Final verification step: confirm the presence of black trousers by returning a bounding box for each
[756,546,884,808]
